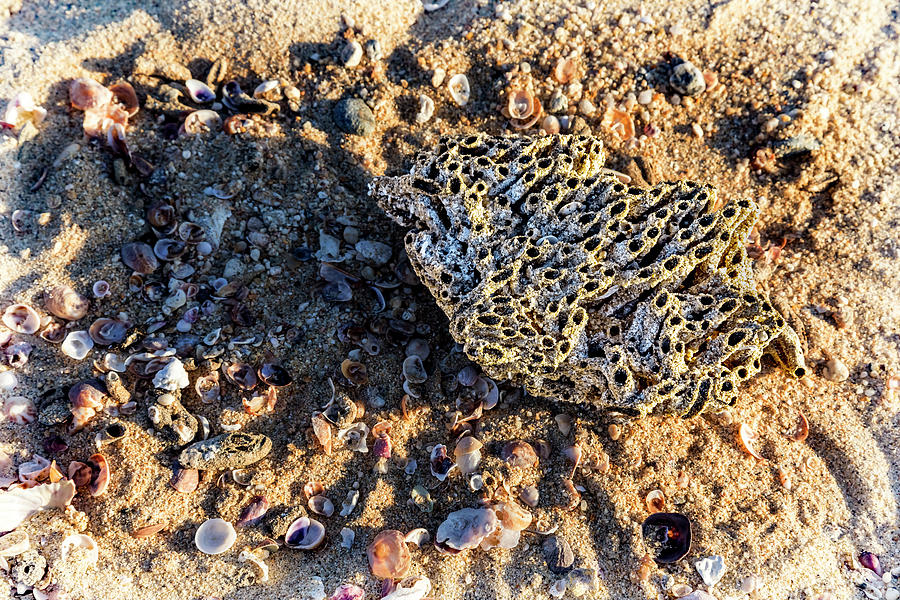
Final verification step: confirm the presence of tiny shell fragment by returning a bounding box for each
[737,423,766,461]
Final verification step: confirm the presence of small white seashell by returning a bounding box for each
[0,480,76,531]
[61,331,94,360]
[341,41,363,68]
[60,534,99,565]
[185,79,215,103]
[239,549,269,582]
[404,528,430,547]
[422,0,450,11]
[0,530,29,557]
[92,280,110,298]
[415,94,435,124]
[183,110,222,135]
[337,422,369,453]
[308,495,335,517]
[195,518,236,554]
[339,527,355,549]
[2,304,41,335]
[383,576,432,600]
[0,371,18,392]
[447,73,470,106]
[695,554,726,586]
[103,352,126,372]
[339,490,359,517]
[253,80,280,99]
[153,358,189,391]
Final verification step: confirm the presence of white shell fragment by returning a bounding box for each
[239,549,269,582]
[0,371,18,392]
[185,79,215,103]
[415,94,434,124]
[2,304,41,335]
[383,576,432,600]
[0,531,29,557]
[0,480,76,531]
[695,554,727,586]
[422,0,450,11]
[340,527,355,549]
[253,80,280,99]
[153,358,190,391]
[61,331,94,360]
[60,534,99,565]
[447,73,470,106]
[195,518,237,555]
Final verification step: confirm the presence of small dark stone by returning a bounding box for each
[669,61,706,96]
[542,535,574,574]
[333,98,375,137]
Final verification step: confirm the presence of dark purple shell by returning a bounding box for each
[641,512,692,564]
[859,551,883,576]
[236,495,269,528]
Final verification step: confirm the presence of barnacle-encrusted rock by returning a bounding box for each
[372,134,806,417]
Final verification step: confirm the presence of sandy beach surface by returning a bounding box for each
[0,0,899,599]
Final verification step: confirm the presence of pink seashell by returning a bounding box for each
[69,78,113,111]
[330,583,365,600]
[2,396,36,425]
[18,455,50,482]
[2,304,41,334]
[737,422,766,461]
[87,453,110,497]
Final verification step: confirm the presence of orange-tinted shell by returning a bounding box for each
[69,78,112,111]
[367,530,411,579]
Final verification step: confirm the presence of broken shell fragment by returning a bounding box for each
[185,79,215,103]
[0,480,76,532]
[178,432,273,470]
[341,359,368,385]
[553,57,578,83]
[430,445,453,481]
[0,531,30,557]
[44,285,89,321]
[367,530,411,579]
[786,411,809,442]
[738,423,766,461]
[224,362,258,390]
[308,495,335,517]
[236,495,269,528]
[183,109,221,134]
[454,436,483,475]
[501,441,538,468]
[601,106,635,141]
[60,534,98,565]
[92,281,110,299]
[195,518,236,554]
[337,423,369,453]
[415,94,434,124]
[311,414,333,455]
[285,517,325,550]
[87,453,110,496]
[121,242,158,274]
[645,489,665,513]
[69,78,113,111]
[402,355,427,384]
[641,512,692,564]
[89,318,130,345]
[169,465,199,493]
[61,331,94,360]
[195,372,221,404]
[447,74,470,106]
[258,363,292,387]
[436,507,498,553]
[109,81,139,117]
[2,304,40,335]
[304,481,325,499]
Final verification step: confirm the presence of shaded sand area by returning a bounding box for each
[0,0,899,598]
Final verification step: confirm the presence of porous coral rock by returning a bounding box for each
[373,134,806,417]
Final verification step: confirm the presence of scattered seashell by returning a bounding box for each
[88,318,130,345]
[340,41,363,68]
[447,74,470,106]
[642,512,692,564]
[311,414,333,455]
[339,528,356,550]
[92,281,110,299]
[1,92,47,131]
[341,359,368,385]
[2,304,40,335]
[859,551,883,576]
[457,365,479,386]
[646,489,666,513]
[541,115,561,135]
[502,441,538,468]
[367,530,411,578]
[69,78,113,111]
[410,485,433,513]
[786,411,809,442]
[543,535,574,574]
[0,480,76,531]
[39,321,65,344]
[454,436,483,475]
[186,79,215,103]
[554,414,573,436]
[0,371,17,393]
[519,485,539,507]
[436,507,498,553]
[224,362,258,390]
[308,495,335,517]
[430,444,453,481]
[382,576,432,600]
[822,357,849,382]
[737,423,765,461]
[18,455,50,482]
[0,531,30,557]
[553,57,578,83]
[402,355,427,384]
[258,363,292,387]
[336,422,369,453]
[422,0,450,10]
[238,548,269,582]
[60,534,98,565]
[61,331,94,360]
[601,106,635,141]
[195,372,221,404]
[253,80,280,99]
[415,94,434,124]
[695,555,726,586]
[121,242,158,274]
[236,495,269,528]
[195,518,237,555]
[44,285,89,321]
[153,358,189,391]
[285,517,325,550]
[87,453,110,496]
[304,481,325,501]
[506,89,535,120]
[340,490,360,517]
[170,465,199,493]
[183,109,222,134]
[131,522,166,538]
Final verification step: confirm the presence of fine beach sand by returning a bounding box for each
[1,0,899,599]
